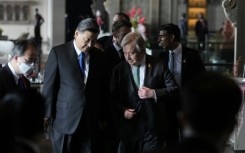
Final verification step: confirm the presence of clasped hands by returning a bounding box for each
[124,86,154,120]
[138,86,154,99]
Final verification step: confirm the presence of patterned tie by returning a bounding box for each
[79,52,85,76]
[133,65,140,88]
[18,75,29,90]
[169,51,175,73]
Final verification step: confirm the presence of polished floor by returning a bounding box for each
[38,44,243,153]
[37,138,240,153]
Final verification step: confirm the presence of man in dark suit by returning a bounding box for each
[110,32,180,153]
[165,72,242,153]
[0,39,38,99]
[195,13,208,49]
[98,20,132,153]
[97,12,130,51]
[103,20,132,76]
[42,18,109,153]
[158,23,206,147]
[158,23,206,89]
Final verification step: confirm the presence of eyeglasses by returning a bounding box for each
[23,58,39,65]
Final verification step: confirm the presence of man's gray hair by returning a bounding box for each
[121,32,146,53]
[76,18,100,34]
[11,39,36,59]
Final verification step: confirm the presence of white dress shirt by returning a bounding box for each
[8,62,20,84]
[73,40,89,84]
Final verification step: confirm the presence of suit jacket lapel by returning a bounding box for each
[87,49,94,83]
[4,65,18,88]
[67,41,84,79]
[144,55,152,86]
[181,47,188,83]
[109,43,121,61]
[125,63,139,91]
[85,47,100,86]
[164,51,169,67]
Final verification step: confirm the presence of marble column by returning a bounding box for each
[222,0,245,77]
[104,0,121,32]
[149,0,160,35]
[236,0,245,76]
[47,0,65,48]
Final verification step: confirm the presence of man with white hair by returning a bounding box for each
[111,32,179,153]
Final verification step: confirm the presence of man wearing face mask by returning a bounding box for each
[0,39,37,99]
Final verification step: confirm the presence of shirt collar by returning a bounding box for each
[8,62,19,83]
[113,42,122,52]
[169,43,182,55]
[73,40,81,56]
[73,40,88,57]
[131,54,146,68]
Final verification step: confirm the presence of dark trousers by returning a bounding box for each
[51,115,92,153]
[118,131,164,153]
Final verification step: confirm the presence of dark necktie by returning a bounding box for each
[169,52,175,73]
[18,75,29,90]
[133,65,140,88]
[118,49,124,60]
[79,52,85,76]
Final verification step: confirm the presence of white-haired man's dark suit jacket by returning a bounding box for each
[110,55,180,146]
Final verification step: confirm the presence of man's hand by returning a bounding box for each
[124,109,136,120]
[138,86,154,99]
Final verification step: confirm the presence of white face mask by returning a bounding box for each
[19,62,34,76]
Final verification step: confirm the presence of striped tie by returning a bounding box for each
[169,51,175,73]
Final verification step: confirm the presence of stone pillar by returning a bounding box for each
[149,0,160,35]
[104,0,121,32]
[236,0,245,76]
[47,0,65,48]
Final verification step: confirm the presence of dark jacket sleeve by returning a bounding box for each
[42,48,60,118]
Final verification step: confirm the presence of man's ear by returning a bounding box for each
[113,32,118,39]
[170,34,175,42]
[74,30,80,38]
[13,55,18,61]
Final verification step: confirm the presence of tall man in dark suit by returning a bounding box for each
[97,12,130,51]
[104,20,132,76]
[0,39,38,99]
[165,72,242,153]
[158,23,206,89]
[98,20,132,153]
[110,32,180,153]
[42,18,109,153]
[158,23,206,148]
